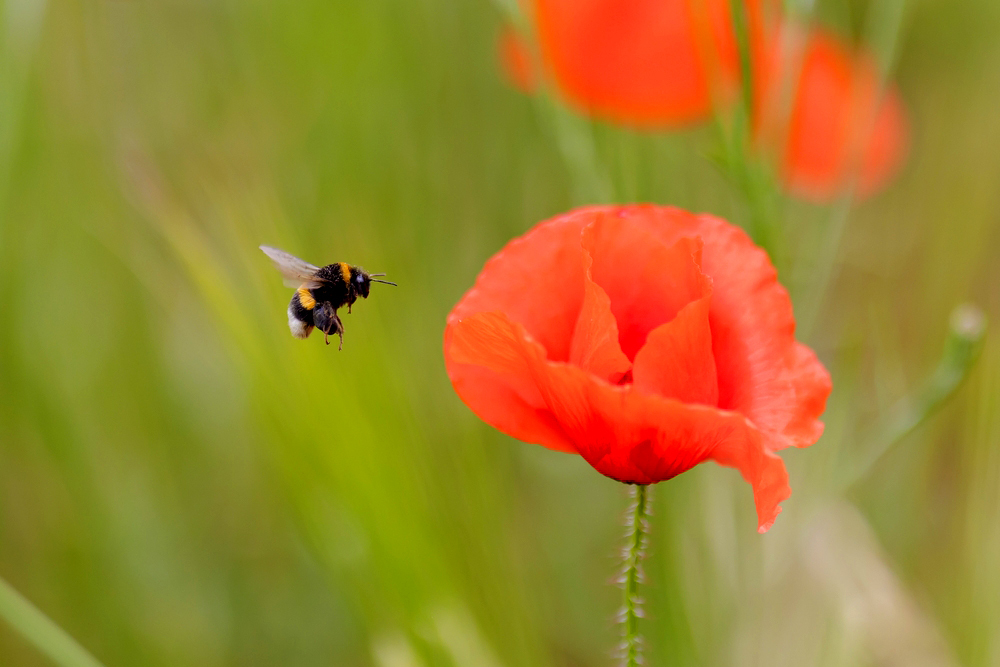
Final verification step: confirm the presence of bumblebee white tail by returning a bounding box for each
[287,305,313,339]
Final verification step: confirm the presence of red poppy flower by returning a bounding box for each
[500,0,779,126]
[444,206,830,531]
[753,24,909,201]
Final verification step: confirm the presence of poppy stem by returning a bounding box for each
[620,484,650,667]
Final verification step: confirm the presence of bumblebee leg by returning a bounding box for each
[314,302,336,346]
[313,302,345,350]
[333,313,344,351]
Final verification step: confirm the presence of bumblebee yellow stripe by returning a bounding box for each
[339,262,351,283]
[297,286,316,309]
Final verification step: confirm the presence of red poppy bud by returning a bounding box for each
[444,206,831,532]
[753,25,910,201]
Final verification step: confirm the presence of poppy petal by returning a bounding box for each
[450,213,588,362]
[708,427,790,533]
[445,311,576,453]
[569,246,632,383]
[692,214,832,449]
[777,342,831,447]
[632,292,719,406]
[530,358,790,532]
[583,213,711,360]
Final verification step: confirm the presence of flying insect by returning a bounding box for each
[260,245,396,350]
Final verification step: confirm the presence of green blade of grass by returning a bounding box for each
[0,576,105,667]
[840,304,987,491]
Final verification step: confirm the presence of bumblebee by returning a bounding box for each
[260,245,396,350]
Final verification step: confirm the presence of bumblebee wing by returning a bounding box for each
[260,245,322,288]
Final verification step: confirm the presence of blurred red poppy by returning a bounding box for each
[499,0,779,126]
[444,206,830,531]
[753,25,909,200]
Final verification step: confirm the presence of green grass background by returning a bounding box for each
[1,0,999,665]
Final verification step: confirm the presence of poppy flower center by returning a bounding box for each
[570,217,719,406]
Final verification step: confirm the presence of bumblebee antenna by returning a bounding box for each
[370,278,397,286]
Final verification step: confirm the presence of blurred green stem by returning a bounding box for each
[621,484,650,667]
[0,0,49,229]
[0,576,105,667]
[840,304,987,491]
[490,0,612,203]
[728,0,754,120]
[544,100,614,204]
[716,117,782,262]
[714,0,783,263]
[799,193,854,338]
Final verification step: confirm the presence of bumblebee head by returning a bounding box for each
[350,266,396,298]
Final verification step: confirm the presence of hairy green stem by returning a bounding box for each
[0,576,105,667]
[620,484,650,667]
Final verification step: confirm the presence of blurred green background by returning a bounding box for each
[1,0,999,665]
